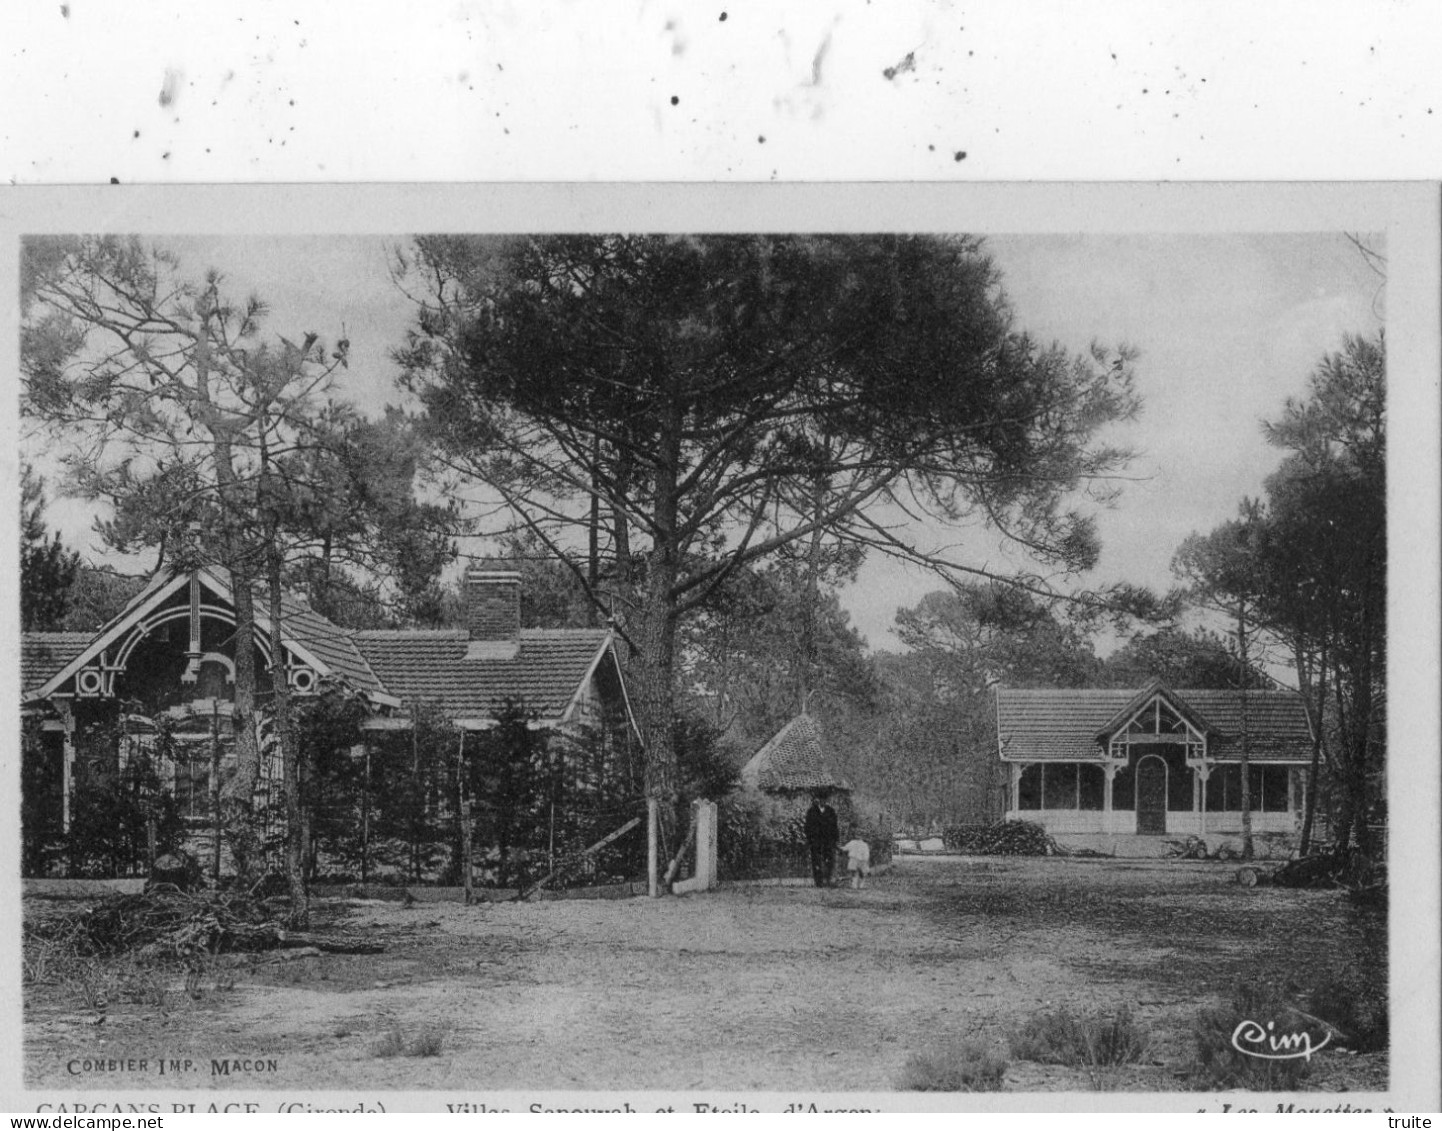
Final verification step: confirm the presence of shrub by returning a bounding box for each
[717,792,806,880]
[407,1028,447,1057]
[896,1039,1007,1092]
[371,1028,407,1058]
[1009,1006,1148,1089]
[371,1025,446,1058]
[942,820,1054,856]
[1305,977,1388,1053]
[1192,981,1314,1090]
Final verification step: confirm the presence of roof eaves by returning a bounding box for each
[1092,681,1216,741]
[32,569,193,700]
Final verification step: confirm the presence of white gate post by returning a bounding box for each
[647,797,659,897]
[673,799,718,894]
[695,800,717,889]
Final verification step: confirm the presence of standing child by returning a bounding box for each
[840,836,871,889]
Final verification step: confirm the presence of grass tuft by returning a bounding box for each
[371,1028,406,1058]
[371,1025,446,1059]
[896,1038,1007,1092]
[1009,1006,1148,1067]
[1009,1006,1148,1089]
[407,1028,446,1057]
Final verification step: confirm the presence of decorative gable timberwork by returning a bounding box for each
[23,565,389,711]
[22,563,632,735]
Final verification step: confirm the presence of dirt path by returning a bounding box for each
[23,857,1386,1093]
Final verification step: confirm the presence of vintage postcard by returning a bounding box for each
[2,183,1437,1114]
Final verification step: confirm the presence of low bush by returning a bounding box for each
[371,1028,406,1058]
[371,1025,446,1059]
[1305,977,1388,1053]
[717,793,806,881]
[407,1028,447,1057]
[942,821,1056,856]
[896,1039,1007,1092]
[1009,1006,1148,1068]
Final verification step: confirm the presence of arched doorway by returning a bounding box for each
[1136,754,1168,835]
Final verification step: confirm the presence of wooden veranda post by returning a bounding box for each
[457,730,473,905]
[647,797,660,897]
[210,700,222,884]
[360,741,371,886]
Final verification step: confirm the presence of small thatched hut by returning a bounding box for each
[739,713,851,797]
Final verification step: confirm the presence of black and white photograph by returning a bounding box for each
[5,183,1436,1113]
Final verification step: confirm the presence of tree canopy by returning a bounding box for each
[20,235,454,919]
[1174,332,1385,852]
[20,465,81,632]
[394,234,1142,812]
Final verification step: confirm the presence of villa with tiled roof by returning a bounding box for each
[996,680,1314,842]
[22,562,637,838]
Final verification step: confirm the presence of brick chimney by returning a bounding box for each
[465,563,521,660]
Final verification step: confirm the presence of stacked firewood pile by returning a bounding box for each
[942,820,1060,856]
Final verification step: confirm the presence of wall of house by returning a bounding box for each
[1004,808,1299,836]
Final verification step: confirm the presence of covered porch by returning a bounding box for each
[995,681,1314,848]
[1002,756,1303,838]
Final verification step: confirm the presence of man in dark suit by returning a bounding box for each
[804,793,840,888]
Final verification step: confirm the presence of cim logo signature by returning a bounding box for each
[1231,1018,1331,1061]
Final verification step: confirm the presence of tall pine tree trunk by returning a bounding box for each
[1296,638,1329,855]
[634,566,679,867]
[1236,603,1254,861]
[1331,666,1355,852]
[634,448,681,889]
[268,541,308,928]
[799,471,827,715]
[193,312,263,883]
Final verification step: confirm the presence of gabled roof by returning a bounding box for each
[24,564,387,702]
[22,633,92,695]
[352,628,614,724]
[996,686,1313,763]
[1091,678,1217,740]
[22,564,628,730]
[270,595,385,695]
[740,713,851,793]
[27,567,195,701]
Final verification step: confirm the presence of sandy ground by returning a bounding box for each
[23,856,1387,1094]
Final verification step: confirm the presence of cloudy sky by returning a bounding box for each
[848,231,1384,649]
[35,230,1384,652]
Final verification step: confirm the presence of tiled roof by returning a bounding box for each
[22,633,92,694]
[353,628,611,722]
[209,568,384,694]
[1091,678,1219,740]
[271,595,385,694]
[996,687,1313,763]
[741,713,851,793]
[21,563,613,723]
